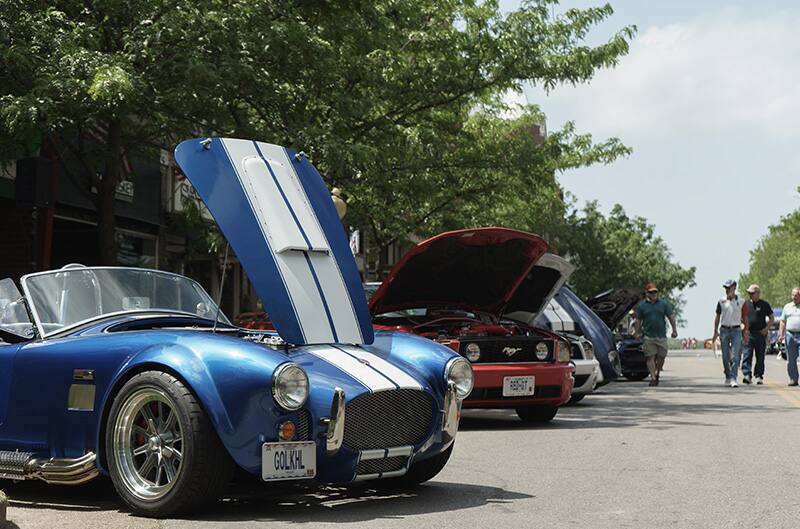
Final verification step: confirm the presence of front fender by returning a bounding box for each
[96,333,295,474]
[362,330,461,397]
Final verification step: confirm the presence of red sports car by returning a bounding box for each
[368,228,574,423]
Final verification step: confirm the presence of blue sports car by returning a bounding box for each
[545,287,646,382]
[0,137,472,517]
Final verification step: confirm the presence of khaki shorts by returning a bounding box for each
[643,337,669,359]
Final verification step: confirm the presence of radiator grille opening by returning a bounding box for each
[343,389,434,450]
[356,456,409,475]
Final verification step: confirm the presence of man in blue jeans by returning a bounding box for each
[712,280,748,387]
[778,287,800,386]
[742,284,773,385]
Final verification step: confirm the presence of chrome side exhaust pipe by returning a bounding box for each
[0,450,99,485]
[27,452,100,485]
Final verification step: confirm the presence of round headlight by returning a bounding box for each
[557,339,571,362]
[583,340,595,359]
[535,342,549,360]
[465,343,481,362]
[272,363,309,411]
[445,357,474,400]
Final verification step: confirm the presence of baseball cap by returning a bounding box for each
[746,284,760,293]
[645,282,658,292]
[723,279,736,288]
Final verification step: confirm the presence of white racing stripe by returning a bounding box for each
[305,250,364,342]
[241,156,329,253]
[545,299,576,332]
[220,138,364,344]
[263,143,364,344]
[308,346,396,391]
[338,346,423,389]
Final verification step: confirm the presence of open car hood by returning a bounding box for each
[368,228,548,317]
[503,253,575,325]
[534,298,578,332]
[174,138,374,345]
[585,288,644,329]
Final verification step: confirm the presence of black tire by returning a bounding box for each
[105,371,235,517]
[380,443,454,488]
[623,372,649,381]
[515,405,558,423]
[567,394,585,405]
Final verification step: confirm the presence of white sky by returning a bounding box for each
[508,0,800,338]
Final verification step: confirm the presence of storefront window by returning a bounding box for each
[117,232,157,268]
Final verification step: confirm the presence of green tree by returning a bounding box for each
[1,0,635,271]
[559,201,696,316]
[192,0,635,270]
[740,209,800,307]
[0,0,240,263]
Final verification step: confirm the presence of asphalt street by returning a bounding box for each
[3,350,799,529]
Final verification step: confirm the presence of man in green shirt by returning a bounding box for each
[634,282,679,386]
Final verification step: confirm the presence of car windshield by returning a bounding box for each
[23,267,229,336]
[0,278,34,341]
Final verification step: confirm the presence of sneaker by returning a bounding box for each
[742,377,751,384]
[730,380,739,388]
[789,381,798,387]
[755,377,764,385]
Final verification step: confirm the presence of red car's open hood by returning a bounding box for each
[368,228,548,317]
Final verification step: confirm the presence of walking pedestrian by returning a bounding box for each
[741,284,773,385]
[712,279,748,387]
[634,282,678,386]
[778,287,800,386]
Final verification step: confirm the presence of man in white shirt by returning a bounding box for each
[712,280,749,387]
[778,287,800,386]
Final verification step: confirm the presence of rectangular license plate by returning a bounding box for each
[262,441,316,481]
[502,375,535,397]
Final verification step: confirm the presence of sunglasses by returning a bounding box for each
[646,290,658,294]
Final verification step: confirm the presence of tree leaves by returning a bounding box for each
[0,0,645,276]
[740,209,800,307]
[559,201,697,317]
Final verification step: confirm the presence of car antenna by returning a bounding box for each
[212,243,230,333]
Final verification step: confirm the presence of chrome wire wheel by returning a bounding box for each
[112,387,184,502]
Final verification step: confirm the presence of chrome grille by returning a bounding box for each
[356,456,409,475]
[296,409,312,441]
[344,389,434,450]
